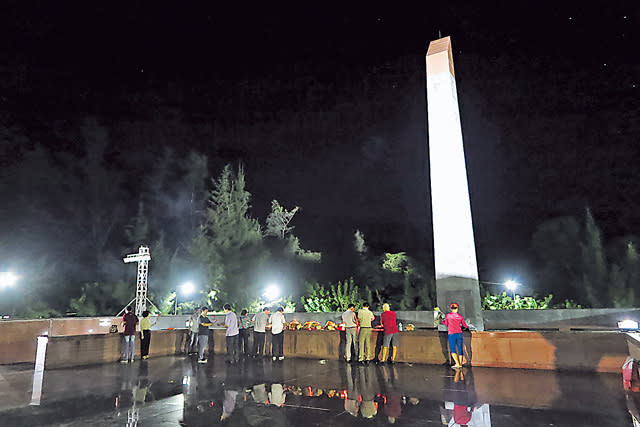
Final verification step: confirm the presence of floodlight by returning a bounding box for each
[181,282,195,295]
[0,272,18,288]
[264,284,280,301]
[618,320,639,330]
[504,280,519,291]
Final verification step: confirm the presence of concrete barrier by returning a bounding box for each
[210,328,626,372]
[0,320,50,364]
[44,329,189,369]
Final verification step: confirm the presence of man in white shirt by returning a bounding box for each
[270,307,286,361]
[342,303,358,362]
[252,307,270,358]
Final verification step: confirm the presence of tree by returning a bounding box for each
[265,199,299,239]
[353,229,367,255]
[189,164,268,308]
[301,277,361,312]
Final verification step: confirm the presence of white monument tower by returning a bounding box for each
[426,36,484,330]
[123,245,151,318]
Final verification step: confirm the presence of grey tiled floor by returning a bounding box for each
[0,355,634,426]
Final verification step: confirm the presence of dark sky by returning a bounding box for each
[1,1,639,284]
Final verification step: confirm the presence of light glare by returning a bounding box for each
[181,282,195,295]
[263,284,280,301]
[504,280,520,291]
[0,272,18,288]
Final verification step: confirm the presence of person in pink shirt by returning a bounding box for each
[443,302,468,369]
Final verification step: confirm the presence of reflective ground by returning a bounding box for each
[0,355,634,426]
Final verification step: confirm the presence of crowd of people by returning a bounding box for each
[186,305,289,364]
[120,301,470,369]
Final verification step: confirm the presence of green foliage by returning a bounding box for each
[532,209,638,307]
[265,200,299,239]
[189,164,268,309]
[482,292,553,310]
[69,281,132,316]
[247,296,296,313]
[301,277,361,312]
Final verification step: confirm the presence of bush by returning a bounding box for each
[482,292,552,310]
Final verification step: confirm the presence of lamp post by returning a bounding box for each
[175,282,195,315]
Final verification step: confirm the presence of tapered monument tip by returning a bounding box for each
[427,36,452,56]
[426,36,455,78]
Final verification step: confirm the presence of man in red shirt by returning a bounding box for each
[379,303,399,364]
[443,302,468,369]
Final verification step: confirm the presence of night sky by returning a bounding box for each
[1,2,639,286]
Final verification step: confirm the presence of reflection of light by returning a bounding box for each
[263,284,280,301]
[87,329,94,333]
[618,320,639,330]
[182,376,190,386]
[99,319,111,326]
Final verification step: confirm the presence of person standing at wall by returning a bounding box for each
[188,308,201,355]
[223,304,240,364]
[378,303,399,364]
[198,306,214,364]
[342,303,359,363]
[121,306,139,364]
[252,307,270,358]
[139,310,157,360]
[357,302,375,364]
[270,307,286,361]
[443,302,468,369]
[238,309,252,357]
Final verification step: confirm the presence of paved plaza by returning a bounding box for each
[0,355,633,426]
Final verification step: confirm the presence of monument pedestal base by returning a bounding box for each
[436,276,484,331]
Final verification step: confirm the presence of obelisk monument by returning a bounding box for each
[426,36,484,330]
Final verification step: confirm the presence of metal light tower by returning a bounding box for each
[123,246,151,317]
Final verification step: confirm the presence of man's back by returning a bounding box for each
[254,312,269,332]
[225,311,239,336]
[357,308,374,327]
[123,312,138,335]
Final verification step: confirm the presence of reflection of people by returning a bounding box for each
[343,363,360,417]
[188,308,201,354]
[121,306,139,364]
[198,306,214,363]
[443,303,468,369]
[380,365,402,423]
[358,365,377,418]
[252,383,268,404]
[379,303,399,364]
[139,310,157,360]
[253,307,270,358]
[269,383,286,406]
[270,307,286,361]
[221,389,239,420]
[342,304,358,363]
[357,302,375,364]
[443,368,491,427]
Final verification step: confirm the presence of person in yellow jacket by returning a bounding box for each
[139,310,157,360]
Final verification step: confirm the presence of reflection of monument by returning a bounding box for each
[426,36,483,330]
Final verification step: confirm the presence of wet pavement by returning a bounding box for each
[0,355,634,426]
